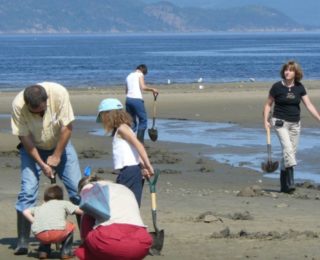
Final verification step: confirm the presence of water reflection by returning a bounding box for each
[2,114,318,183]
[80,116,320,183]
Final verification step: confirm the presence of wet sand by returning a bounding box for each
[1,81,320,259]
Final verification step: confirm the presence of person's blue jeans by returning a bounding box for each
[15,142,82,212]
[125,97,147,132]
[116,165,144,207]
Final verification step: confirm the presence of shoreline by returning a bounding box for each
[1,80,320,126]
[0,79,318,90]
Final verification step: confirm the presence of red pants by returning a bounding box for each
[75,215,152,260]
[35,221,75,244]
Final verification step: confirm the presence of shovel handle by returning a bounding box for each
[50,168,57,184]
[152,94,157,121]
[147,169,160,193]
[265,127,273,161]
[147,169,161,232]
[153,102,157,122]
[152,117,156,128]
[266,127,271,145]
[151,208,159,232]
[153,92,158,101]
[50,176,56,184]
[151,193,157,211]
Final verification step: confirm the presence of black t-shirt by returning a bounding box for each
[269,81,307,122]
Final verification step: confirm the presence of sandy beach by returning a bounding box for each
[1,81,320,260]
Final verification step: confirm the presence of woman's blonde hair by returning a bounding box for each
[100,109,132,134]
[280,60,303,82]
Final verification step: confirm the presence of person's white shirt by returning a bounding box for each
[126,70,143,99]
[112,128,140,170]
[80,181,145,228]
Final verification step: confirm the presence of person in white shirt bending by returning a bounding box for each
[75,176,153,260]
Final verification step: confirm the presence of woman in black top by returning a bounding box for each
[263,60,320,193]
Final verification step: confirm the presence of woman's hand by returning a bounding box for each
[264,120,271,130]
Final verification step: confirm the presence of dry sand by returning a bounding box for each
[1,81,320,259]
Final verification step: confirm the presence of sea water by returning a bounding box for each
[2,32,320,181]
[1,32,320,90]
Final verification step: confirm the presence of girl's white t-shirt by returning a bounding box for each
[112,128,140,170]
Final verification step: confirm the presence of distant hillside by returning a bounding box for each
[144,0,320,27]
[0,0,305,33]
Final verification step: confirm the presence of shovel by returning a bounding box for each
[261,127,279,173]
[49,170,60,250]
[148,93,158,142]
[147,169,164,255]
[50,168,57,184]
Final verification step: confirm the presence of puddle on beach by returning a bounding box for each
[2,114,320,183]
[78,116,320,184]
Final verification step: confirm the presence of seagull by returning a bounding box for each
[197,77,203,83]
[167,79,171,84]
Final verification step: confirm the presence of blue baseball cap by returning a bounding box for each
[96,98,123,123]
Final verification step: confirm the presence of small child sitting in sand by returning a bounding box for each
[23,184,82,259]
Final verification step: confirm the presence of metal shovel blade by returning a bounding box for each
[149,229,164,255]
[148,128,158,141]
[261,160,279,173]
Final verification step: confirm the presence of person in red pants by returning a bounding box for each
[75,175,153,260]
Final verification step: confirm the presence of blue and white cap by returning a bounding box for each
[96,98,123,122]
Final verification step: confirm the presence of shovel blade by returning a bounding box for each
[148,128,158,142]
[261,160,279,173]
[149,229,164,255]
